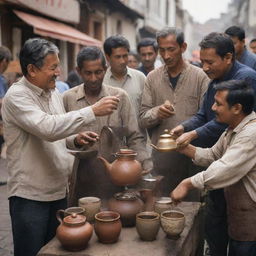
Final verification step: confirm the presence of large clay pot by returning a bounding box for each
[56,212,93,251]
[94,211,122,244]
[108,191,144,227]
[98,149,142,186]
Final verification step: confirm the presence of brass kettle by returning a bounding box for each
[151,129,177,152]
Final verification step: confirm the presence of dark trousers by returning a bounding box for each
[205,189,229,256]
[229,239,256,256]
[9,196,67,256]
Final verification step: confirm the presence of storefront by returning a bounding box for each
[0,0,102,79]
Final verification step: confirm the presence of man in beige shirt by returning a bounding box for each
[139,27,209,196]
[63,46,153,202]
[103,35,146,117]
[171,80,256,256]
[2,38,119,256]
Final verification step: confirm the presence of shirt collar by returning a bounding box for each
[76,83,108,102]
[163,61,189,79]
[225,112,256,136]
[106,66,131,80]
[23,76,52,97]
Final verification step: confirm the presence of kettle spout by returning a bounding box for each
[98,156,112,174]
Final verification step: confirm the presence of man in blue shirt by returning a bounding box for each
[172,32,256,256]
[225,26,256,71]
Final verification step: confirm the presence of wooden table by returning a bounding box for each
[37,202,203,256]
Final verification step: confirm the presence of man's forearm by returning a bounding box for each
[178,144,196,159]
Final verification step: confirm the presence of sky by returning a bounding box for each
[182,0,232,24]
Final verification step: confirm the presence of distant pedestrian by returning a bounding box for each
[225,26,256,70]
[137,37,158,76]
[65,70,82,88]
[128,50,140,69]
[249,38,256,54]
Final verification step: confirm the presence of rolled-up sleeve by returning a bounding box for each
[191,136,256,190]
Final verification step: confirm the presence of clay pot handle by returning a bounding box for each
[56,209,65,224]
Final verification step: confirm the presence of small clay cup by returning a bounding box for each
[136,211,160,241]
[78,197,101,222]
[94,211,122,244]
[160,210,185,239]
[154,197,173,214]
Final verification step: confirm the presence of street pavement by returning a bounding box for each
[0,158,13,256]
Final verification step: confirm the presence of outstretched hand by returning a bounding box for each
[74,131,99,147]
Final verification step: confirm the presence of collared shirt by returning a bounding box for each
[239,48,256,71]
[139,62,209,144]
[63,83,153,171]
[182,61,256,148]
[103,66,146,116]
[191,112,256,203]
[2,77,96,201]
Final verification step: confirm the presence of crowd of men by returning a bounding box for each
[1,25,256,256]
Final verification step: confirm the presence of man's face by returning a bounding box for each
[32,53,60,91]
[0,59,10,74]
[250,41,256,54]
[128,55,139,69]
[230,36,244,57]
[200,48,232,80]
[158,34,186,69]
[139,46,157,69]
[77,59,105,93]
[212,90,235,124]
[106,47,128,74]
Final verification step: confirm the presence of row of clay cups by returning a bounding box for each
[136,209,185,241]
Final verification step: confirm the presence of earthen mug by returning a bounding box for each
[160,210,185,239]
[94,211,122,243]
[78,197,101,222]
[154,197,173,214]
[136,211,160,241]
[56,213,93,251]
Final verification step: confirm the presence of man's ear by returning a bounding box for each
[27,64,37,78]
[181,42,187,54]
[76,66,81,76]
[232,103,243,115]
[224,53,233,65]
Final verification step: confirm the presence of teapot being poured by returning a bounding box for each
[98,148,142,186]
[151,129,178,152]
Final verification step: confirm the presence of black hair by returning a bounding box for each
[0,46,12,62]
[137,38,158,53]
[77,46,106,69]
[19,38,59,76]
[156,27,184,46]
[199,32,235,61]
[214,80,255,115]
[250,38,256,44]
[128,50,140,62]
[103,35,130,56]
[225,26,245,41]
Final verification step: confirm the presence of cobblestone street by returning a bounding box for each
[0,159,13,256]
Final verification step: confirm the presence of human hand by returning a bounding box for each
[170,124,184,137]
[170,178,193,205]
[176,130,198,147]
[92,96,120,116]
[157,100,175,120]
[74,131,99,147]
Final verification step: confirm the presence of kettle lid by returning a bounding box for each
[63,213,86,226]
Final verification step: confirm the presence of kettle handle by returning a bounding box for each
[56,209,65,224]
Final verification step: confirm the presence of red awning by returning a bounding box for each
[13,10,102,47]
